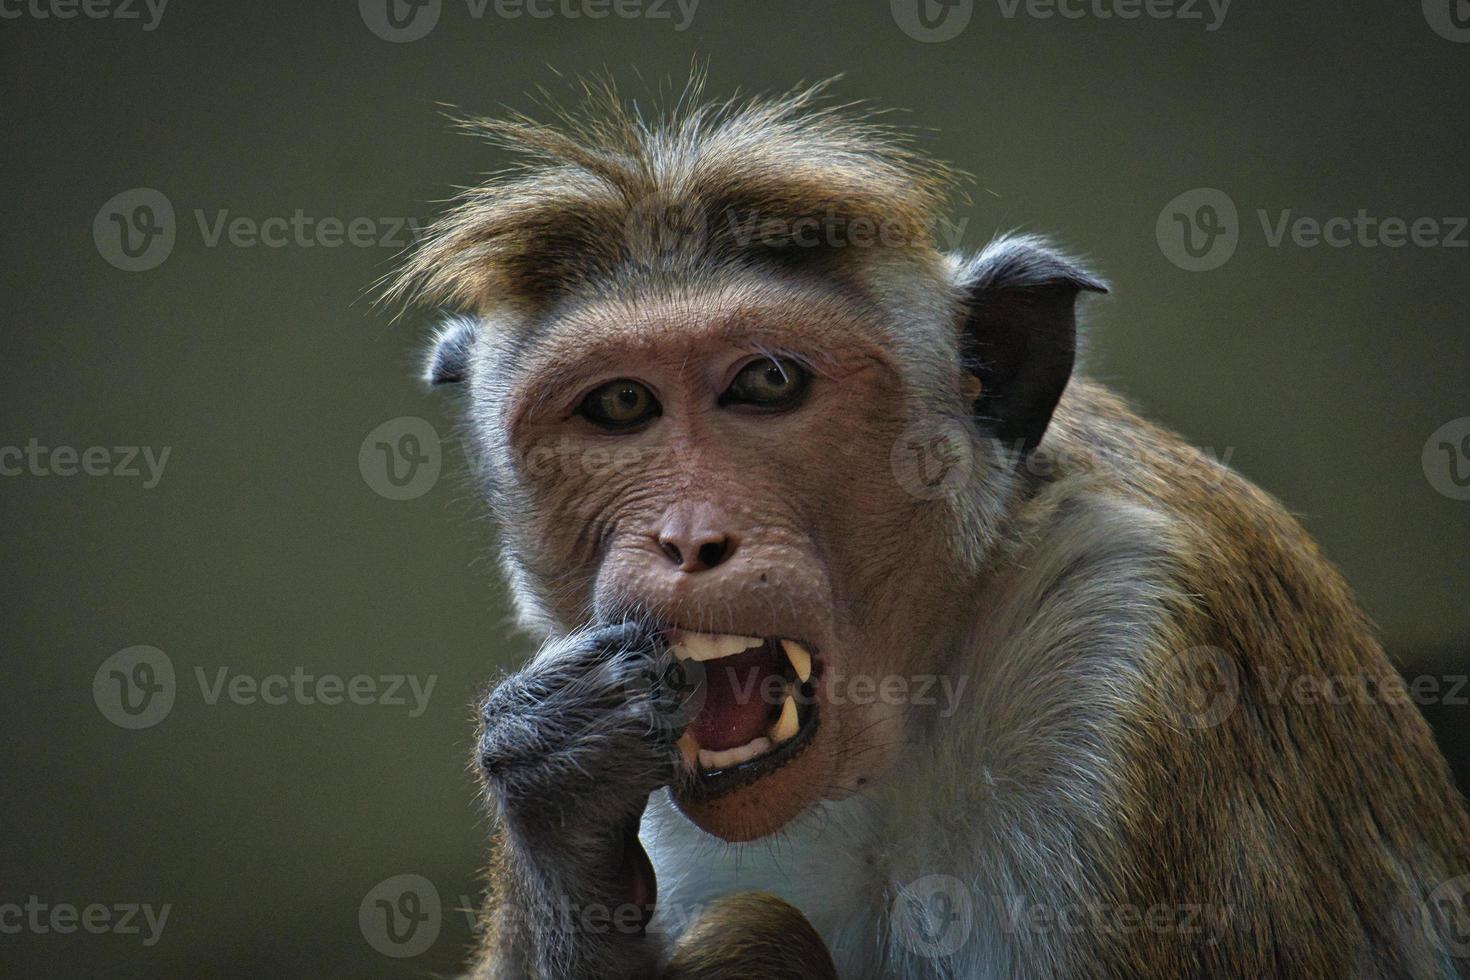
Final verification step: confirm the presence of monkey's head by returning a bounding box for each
[400,84,1103,843]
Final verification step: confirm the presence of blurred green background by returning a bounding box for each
[2,1,1466,975]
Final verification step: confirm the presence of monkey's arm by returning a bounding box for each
[471,622,672,978]
[469,623,836,980]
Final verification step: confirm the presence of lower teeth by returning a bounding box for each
[698,737,771,770]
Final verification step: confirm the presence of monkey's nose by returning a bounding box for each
[656,527,738,573]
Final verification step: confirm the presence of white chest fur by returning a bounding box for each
[642,790,893,976]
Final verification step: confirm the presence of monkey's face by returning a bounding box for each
[479,276,972,842]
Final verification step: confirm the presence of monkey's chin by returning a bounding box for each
[670,724,828,842]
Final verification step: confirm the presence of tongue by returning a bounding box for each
[687,645,782,752]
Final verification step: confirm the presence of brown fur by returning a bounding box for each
[664,893,838,980]
[385,77,951,318]
[1036,383,1470,976]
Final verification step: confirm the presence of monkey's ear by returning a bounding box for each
[954,237,1107,455]
[423,315,478,386]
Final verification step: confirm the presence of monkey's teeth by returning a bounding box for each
[716,633,763,657]
[670,632,764,662]
[770,695,799,744]
[698,737,772,770]
[781,640,812,683]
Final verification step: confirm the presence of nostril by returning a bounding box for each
[654,530,736,572]
[697,538,730,569]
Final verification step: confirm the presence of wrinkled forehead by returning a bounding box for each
[504,272,895,393]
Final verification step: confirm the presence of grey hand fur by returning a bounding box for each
[475,620,685,979]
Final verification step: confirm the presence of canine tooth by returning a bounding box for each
[771,695,799,743]
[697,737,772,771]
[782,640,812,683]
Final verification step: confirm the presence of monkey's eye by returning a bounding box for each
[578,379,660,430]
[723,357,809,410]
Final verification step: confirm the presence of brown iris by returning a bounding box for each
[579,379,660,430]
[724,357,808,409]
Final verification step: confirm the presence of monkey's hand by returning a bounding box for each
[475,620,687,979]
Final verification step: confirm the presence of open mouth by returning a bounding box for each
[666,628,821,798]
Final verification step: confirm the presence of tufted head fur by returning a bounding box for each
[385,78,956,319]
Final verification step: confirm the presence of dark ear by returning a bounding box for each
[954,236,1107,455]
[424,315,477,386]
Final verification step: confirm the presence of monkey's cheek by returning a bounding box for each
[669,734,832,843]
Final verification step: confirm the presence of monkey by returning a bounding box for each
[393,80,1470,978]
